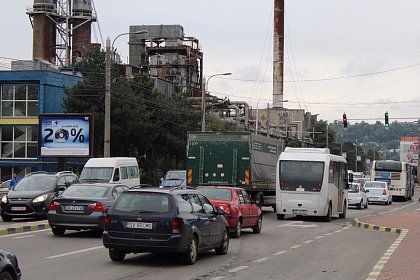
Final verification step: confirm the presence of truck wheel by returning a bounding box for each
[276,214,285,220]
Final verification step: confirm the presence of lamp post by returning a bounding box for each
[104,30,148,157]
[201,72,232,132]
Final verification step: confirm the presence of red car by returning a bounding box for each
[198,186,262,238]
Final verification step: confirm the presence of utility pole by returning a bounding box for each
[326,123,329,148]
[104,37,111,157]
[355,141,358,172]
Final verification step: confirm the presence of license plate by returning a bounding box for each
[292,209,307,215]
[11,206,26,211]
[126,221,153,229]
[64,205,85,211]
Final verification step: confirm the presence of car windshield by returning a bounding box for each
[364,181,386,188]
[198,188,232,201]
[62,185,109,198]
[164,171,186,180]
[80,167,113,181]
[349,184,360,193]
[280,161,324,191]
[114,192,170,213]
[161,179,184,187]
[13,176,56,192]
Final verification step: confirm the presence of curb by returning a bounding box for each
[0,222,50,236]
[354,217,404,234]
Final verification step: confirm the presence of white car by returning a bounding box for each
[364,181,392,205]
[348,182,368,209]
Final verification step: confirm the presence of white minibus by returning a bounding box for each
[80,157,140,187]
[276,148,350,222]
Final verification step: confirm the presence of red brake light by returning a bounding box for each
[316,183,322,192]
[104,217,110,231]
[48,201,60,211]
[356,185,360,193]
[280,181,285,190]
[172,217,181,234]
[88,202,106,212]
[383,189,387,195]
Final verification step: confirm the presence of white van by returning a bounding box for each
[276,148,350,222]
[80,157,140,187]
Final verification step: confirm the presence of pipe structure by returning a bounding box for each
[230,101,250,129]
[228,105,241,126]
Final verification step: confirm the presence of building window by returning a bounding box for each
[0,125,38,158]
[1,84,39,117]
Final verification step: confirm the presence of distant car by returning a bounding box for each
[364,181,392,205]
[48,183,128,236]
[1,171,78,222]
[0,249,21,280]
[103,188,229,265]
[160,170,186,188]
[347,183,368,209]
[197,186,262,238]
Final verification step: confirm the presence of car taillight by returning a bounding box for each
[48,201,60,211]
[172,217,181,234]
[88,202,106,212]
[356,185,360,193]
[280,181,285,190]
[104,217,110,231]
[383,189,387,195]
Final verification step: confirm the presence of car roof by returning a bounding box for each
[198,186,242,190]
[69,182,125,188]
[124,187,198,195]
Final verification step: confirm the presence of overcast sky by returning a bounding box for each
[2,0,420,124]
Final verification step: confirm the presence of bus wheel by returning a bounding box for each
[323,203,332,222]
[339,201,347,218]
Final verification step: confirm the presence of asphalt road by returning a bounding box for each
[1,196,418,280]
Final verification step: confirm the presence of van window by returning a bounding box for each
[113,168,120,181]
[81,167,113,182]
[128,166,139,178]
[120,167,128,180]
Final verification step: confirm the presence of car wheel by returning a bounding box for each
[183,236,198,265]
[276,214,285,220]
[0,271,13,280]
[252,215,262,233]
[215,229,229,255]
[232,220,242,238]
[389,199,392,205]
[339,201,347,218]
[109,249,126,262]
[322,204,332,222]
[51,227,66,236]
[357,200,363,210]
[365,200,368,209]
[1,213,12,222]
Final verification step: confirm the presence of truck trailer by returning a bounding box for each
[186,132,282,209]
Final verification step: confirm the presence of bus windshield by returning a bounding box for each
[280,161,324,192]
[374,161,402,172]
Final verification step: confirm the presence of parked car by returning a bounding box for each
[1,171,78,222]
[197,186,262,238]
[48,183,128,236]
[0,249,21,280]
[103,188,229,265]
[347,183,368,209]
[0,180,10,204]
[160,170,186,188]
[364,181,392,205]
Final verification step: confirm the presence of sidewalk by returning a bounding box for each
[359,207,420,280]
[0,220,49,236]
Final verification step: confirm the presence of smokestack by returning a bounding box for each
[273,0,284,108]
[72,0,93,63]
[31,0,57,63]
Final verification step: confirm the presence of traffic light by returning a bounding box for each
[385,112,389,127]
[343,113,348,128]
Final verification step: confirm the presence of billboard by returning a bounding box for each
[38,114,93,157]
[400,136,418,165]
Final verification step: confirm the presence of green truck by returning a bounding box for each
[186,132,282,209]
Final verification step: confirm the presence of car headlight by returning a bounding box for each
[33,194,48,203]
[1,195,8,204]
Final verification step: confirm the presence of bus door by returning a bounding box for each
[337,162,345,212]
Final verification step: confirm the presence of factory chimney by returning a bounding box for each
[273,0,285,108]
[72,0,93,63]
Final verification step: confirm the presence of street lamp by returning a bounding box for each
[104,30,148,157]
[201,72,232,132]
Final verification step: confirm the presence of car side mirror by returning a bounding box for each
[217,208,225,215]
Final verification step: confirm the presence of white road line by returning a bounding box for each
[273,250,287,256]
[335,230,343,233]
[210,277,225,280]
[46,246,103,259]
[0,229,50,239]
[290,245,302,249]
[228,266,248,273]
[315,236,324,239]
[253,257,270,263]
[14,235,34,239]
[324,232,334,236]
[416,208,420,211]
[303,240,314,244]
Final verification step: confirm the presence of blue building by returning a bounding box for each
[0,67,83,181]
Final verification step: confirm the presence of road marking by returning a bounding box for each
[290,244,302,249]
[335,230,343,233]
[303,240,314,244]
[46,246,103,259]
[0,229,50,238]
[210,277,225,280]
[253,257,270,263]
[228,266,248,273]
[276,221,318,228]
[273,250,287,256]
[315,235,324,239]
[14,235,34,239]
[324,232,334,236]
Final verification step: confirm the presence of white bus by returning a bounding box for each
[276,148,350,222]
[370,160,414,200]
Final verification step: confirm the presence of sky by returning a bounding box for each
[2,0,420,124]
